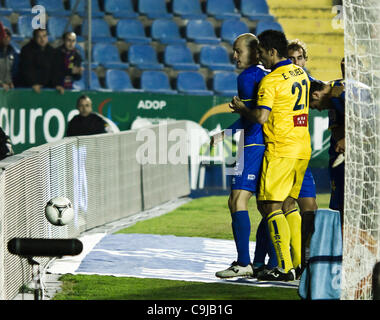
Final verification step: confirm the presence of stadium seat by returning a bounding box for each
[69,0,104,17]
[186,20,220,45]
[255,20,283,35]
[138,0,172,19]
[141,71,177,94]
[93,43,129,69]
[172,0,206,19]
[82,19,114,43]
[164,44,200,71]
[220,19,249,45]
[35,0,71,16]
[213,71,238,96]
[0,17,12,31]
[128,44,164,70]
[151,19,186,45]
[0,2,12,15]
[73,70,103,91]
[4,0,31,14]
[116,19,151,44]
[176,71,213,96]
[105,69,140,92]
[16,15,34,39]
[206,0,241,20]
[104,0,138,18]
[240,0,275,21]
[47,17,73,40]
[199,45,235,71]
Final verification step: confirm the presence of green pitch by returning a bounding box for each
[54,194,330,300]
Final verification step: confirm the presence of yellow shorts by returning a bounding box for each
[258,155,309,202]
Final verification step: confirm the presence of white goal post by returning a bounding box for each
[342,0,380,300]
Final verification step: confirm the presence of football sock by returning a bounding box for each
[253,217,278,269]
[267,210,293,272]
[284,208,302,268]
[231,210,251,266]
[253,218,267,267]
[301,210,315,269]
[265,221,278,269]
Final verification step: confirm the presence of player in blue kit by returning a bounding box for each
[212,33,277,278]
[309,79,345,217]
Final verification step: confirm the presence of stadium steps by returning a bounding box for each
[266,0,344,81]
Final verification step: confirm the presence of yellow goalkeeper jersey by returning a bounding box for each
[257,59,311,159]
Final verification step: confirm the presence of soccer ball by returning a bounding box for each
[45,196,74,226]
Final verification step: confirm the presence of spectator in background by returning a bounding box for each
[0,28,19,91]
[54,32,84,94]
[0,127,14,160]
[66,95,109,137]
[17,28,55,93]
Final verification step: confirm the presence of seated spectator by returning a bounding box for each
[0,27,19,91]
[0,127,14,160]
[54,32,84,94]
[17,29,56,93]
[66,95,109,136]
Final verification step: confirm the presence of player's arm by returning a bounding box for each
[229,96,270,124]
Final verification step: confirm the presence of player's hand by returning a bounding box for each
[56,85,65,95]
[210,131,224,146]
[335,137,345,153]
[229,96,244,114]
[32,84,42,94]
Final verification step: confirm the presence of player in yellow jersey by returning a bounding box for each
[230,30,311,281]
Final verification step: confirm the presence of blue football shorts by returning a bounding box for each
[298,167,317,198]
[230,144,265,194]
[328,158,344,211]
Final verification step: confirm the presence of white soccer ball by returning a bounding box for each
[45,196,74,226]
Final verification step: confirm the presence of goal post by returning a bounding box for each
[342,0,380,300]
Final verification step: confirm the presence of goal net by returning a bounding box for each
[342,0,380,300]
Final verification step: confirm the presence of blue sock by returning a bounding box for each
[265,221,278,269]
[231,210,251,266]
[253,218,267,267]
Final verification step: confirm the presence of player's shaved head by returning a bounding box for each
[235,33,259,52]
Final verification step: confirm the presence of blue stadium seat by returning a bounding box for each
[0,1,12,15]
[105,69,140,92]
[0,17,12,31]
[177,72,213,96]
[47,17,73,40]
[240,0,275,21]
[172,0,206,19]
[73,70,102,91]
[128,44,164,70]
[186,20,220,45]
[104,0,138,18]
[213,71,238,96]
[221,19,249,45]
[138,0,172,19]
[164,44,200,71]
[93,43,129,69]
[4,0,31,14]
[255,20,283,35]
[16,15,34,39]
[141,71,177,94]
[82,19,114,43]
[200,45,235,71]
[116,19,150,44]
[75,44,85,59]
[206,0,241,20]
[69,0,104,17]
[151,19,185,45]
[35,0,71,16]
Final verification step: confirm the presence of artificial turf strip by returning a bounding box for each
[54,274,300,300]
